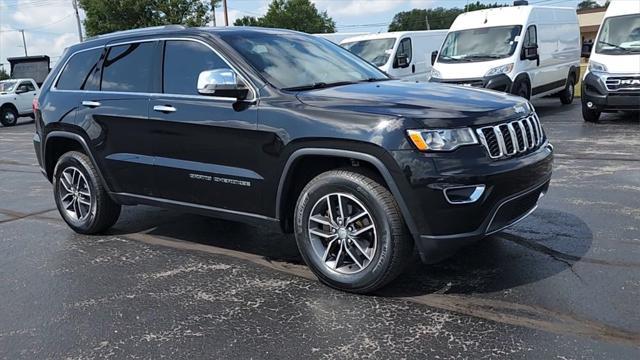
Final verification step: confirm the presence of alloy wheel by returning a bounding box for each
[58,167,92,222]
[307,193,377,274]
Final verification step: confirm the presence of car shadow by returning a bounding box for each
[108,206,592,296]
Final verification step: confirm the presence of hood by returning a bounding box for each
[296,80,529,127]
[433,58,510,79]
[590,53,640,74]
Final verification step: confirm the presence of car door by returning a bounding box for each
[520,25,546,93]
[15,81,37,113]
[74,41,159,196]
[148,39,262,214]
[392,37,415,79]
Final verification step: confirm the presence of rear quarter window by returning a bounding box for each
[55,48,103,91]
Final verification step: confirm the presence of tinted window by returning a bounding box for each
[163,40,229,95]
[56,48,102,90]
[102,42,155,92]
[398,38,412,63]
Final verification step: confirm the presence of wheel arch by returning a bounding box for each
[511,72,531,93]
[568,65,580,84]
[275,148,418,237]
[44,131,112,193]
[1,102,18,113]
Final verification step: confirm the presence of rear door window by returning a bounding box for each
[163,40,230,95]
[56,48,103,91]
[102,42,155,93]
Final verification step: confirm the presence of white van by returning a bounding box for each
[581,0,640,122]
[430,2,580,105]
[314,32,369,44]
[340,30,448,81]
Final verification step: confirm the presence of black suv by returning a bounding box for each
[33,26,553,293]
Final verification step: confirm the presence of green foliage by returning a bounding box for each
[233,0,335,33]
[0,68,9,81]
[79,0,211,37]
[388,2,505,32]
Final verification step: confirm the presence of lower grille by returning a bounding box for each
[476,114,544,159]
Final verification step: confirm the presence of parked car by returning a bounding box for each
[341,30,447,81]
[314,32,369,44]
[0,78,39,126]
[33,26,553,293]
[581,0,640,122]
[430,2,580,105]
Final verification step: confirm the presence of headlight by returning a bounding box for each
[430,68,441,79]
[588,61,607,73]
[407,128,478,151]
[485,63,514,77]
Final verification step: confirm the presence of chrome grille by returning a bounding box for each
[476,114,544,159]
[605,76,640,92]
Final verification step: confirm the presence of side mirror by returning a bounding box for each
[395,53,410,68]
[15,86,28,94]
[523,45,538,61]
[431,50,438,66]
[197,69,249,100]
[581,51,591,59]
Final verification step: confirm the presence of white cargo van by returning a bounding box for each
[314,32,369,44]
[430,2,580,105]
[581,0,640,122]
[340,30,448,81]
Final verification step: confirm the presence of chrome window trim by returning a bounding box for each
[50,37,259,103]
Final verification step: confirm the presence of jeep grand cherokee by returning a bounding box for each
[33,26,553,293]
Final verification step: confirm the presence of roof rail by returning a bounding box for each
[87,25,186,41]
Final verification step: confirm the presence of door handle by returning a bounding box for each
[153,105,177,113]
[81,100,101,108]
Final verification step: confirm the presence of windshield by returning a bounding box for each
[341,38,396,66]
[439,25,522,63]
[0,81,17,92]
[219,32,388,90]
[596,14,640,54]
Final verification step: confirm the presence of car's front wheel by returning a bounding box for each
[0,106,18,127]
[53,151,121,234]
[294,170,412,293]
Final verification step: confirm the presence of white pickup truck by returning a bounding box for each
[0,78,39,127]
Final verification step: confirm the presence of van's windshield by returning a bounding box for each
[438,25,522,63]
[341,38,396,66]
[0,81,17,92]
[596,14,640,54]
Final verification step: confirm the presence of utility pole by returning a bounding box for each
[425,15,430,30]
[72,0,83,42]
[19,30,28,56]
[223,0,229,26]
[212,0,217,26]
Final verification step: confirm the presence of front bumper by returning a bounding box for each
[390,142,553,263]
[430,74,513,93]
[582,72,640,111]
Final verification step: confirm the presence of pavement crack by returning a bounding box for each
[0,208,58,224]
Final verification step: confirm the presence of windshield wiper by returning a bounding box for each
[282,81,358,91]
[358,77,390,83]
[598,40,631,53]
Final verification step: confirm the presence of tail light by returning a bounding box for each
[32,97,40,112]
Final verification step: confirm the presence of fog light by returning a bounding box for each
[587,101,594,109]
[443,185,485,204]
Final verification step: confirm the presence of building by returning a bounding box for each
[577,7,607,45]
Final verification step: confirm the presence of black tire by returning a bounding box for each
[559,76,575,105]
[513,80,531,100]
[582,100,601,123]
[294,170,413,293]
[0,106,18,127]
[53,151,121,234]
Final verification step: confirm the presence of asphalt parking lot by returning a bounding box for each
[1,101,639,359]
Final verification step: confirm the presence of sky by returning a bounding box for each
[0,0,597,71]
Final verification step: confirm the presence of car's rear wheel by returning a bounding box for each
[559,75,575,105]
[0,107,18,127]
[53,151,121,234]
[294,170,412,293]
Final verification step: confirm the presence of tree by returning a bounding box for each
[79,0,211,37]
[0,68,9,81]
[233,0,335,33]
[578,0,609,9]
[388,2,505,32]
